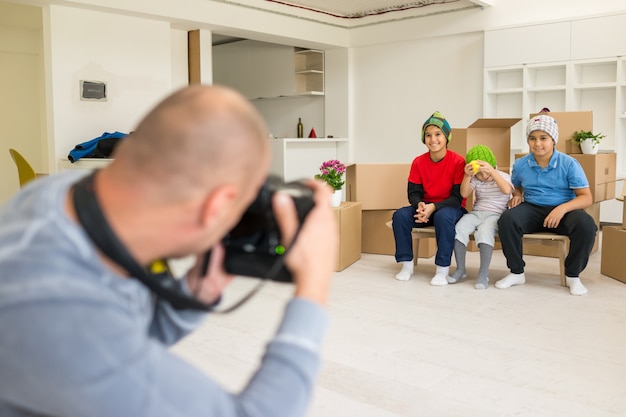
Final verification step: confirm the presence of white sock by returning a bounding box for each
[430,265,449,286]
[495,273,526,289]
[566,276,588,296]
[395,261,414,281]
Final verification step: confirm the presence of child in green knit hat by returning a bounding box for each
[447,145,513,289]
[392,111,467,285]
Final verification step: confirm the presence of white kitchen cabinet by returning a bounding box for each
[248,41,295,99]
[269,138,349,183]
[484,22,570,68]
[213,40,323,99]
[212,40,253,96]
[571,13,626,60]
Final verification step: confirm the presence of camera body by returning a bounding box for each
[221,176,315,282]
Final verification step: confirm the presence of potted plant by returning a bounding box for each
[315,159,346,207]
[571,130,605,154]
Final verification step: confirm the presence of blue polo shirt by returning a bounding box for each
[512,151,589,207]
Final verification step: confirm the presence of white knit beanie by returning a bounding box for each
[527,114,559,144]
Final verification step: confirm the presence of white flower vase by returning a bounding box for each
[580,139,599,154]
[330,189,342,207]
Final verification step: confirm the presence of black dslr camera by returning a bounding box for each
[219,175,315,282]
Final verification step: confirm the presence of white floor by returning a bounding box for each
[172,230,626,417]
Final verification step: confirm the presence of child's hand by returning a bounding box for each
[472,160,495,176]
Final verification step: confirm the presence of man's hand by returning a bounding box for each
[186,244,234,304]
[273,180,337,306]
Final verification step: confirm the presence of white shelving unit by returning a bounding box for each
[269,138,349,183]
[294,49,324,95]
[484,58,624,177]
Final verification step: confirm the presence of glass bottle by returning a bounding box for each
[297,117,303,138]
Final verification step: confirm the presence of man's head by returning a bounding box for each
[101,85,270,259]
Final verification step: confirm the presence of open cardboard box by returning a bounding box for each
[450,118,521,169]
[529,111,593,154]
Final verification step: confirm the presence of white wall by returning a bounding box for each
[46,5,173,166]
[350,32,484,163]
[0,2,44,204]
[170,28,189,91]
[254,97,325,139]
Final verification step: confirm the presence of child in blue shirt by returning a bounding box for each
[496,114,597,295]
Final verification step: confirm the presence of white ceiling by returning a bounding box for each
[220,0,492,27]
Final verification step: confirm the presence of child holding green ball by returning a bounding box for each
[447,145,513,289]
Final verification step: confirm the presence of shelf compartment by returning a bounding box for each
[485,68,523,91]
[572,61,617,85]
[484,92,523,118]
[526,90,566,113]
[294,49,324,95]
[295,49,324,72]
[525,64,566,88]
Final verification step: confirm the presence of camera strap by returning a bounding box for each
[71,171,213,311]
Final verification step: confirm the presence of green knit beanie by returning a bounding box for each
[466,144,497,168]
[421,111,452,144]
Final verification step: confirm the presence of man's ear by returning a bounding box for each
[199,184,238,228]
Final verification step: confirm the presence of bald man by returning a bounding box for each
[0,85,337,417]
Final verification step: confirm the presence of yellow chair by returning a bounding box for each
[9,148,37,188]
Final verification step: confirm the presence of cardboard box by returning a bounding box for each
[449,118,521,169]
[529,111,593,154]
[523,202,600,257]
[332,202,362,272]
[345,163,410,210]
[601,226,626,283]
[361,210,436,258]
[570,153,617,202]
[621,181,626,229]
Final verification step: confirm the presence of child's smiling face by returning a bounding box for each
[424,125,447,153]
[527,129,555,158]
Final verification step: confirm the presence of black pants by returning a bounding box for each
[497,202,597,277]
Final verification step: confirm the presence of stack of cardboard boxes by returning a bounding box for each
[516,111,617,256]
[600,182,626,283]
